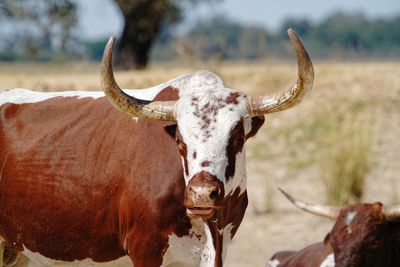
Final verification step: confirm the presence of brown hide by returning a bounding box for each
[329,203,400,267]
[270,242,332,267]
[209,188,248,267]
[0,89,192,266]
[270,203,400,267]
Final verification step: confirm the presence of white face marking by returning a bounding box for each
[22,246,131,267]
[345,211,357,234]
[266,259,280,267]
[320,253,335,267]
[174,71,249,196]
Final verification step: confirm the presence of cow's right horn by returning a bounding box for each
[100,36,176,121]
[278,188,340,219]
[247,29,314,116]
[384,204,400,221]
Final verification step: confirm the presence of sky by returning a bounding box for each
[77,0,400,40]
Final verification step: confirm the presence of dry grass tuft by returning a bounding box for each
[317,110,374,205]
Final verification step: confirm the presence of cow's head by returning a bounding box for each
[100,30,314,221]
[279,189,400,267]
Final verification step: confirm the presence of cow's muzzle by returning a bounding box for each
[184,172,224,219]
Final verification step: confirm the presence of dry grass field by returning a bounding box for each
[1,60,399,266]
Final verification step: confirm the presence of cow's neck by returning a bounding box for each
[204,169,249,267]
[205,221,223,267]
[210,152,249,267]
[203,189,248,267]
[192,217,231,267]
[185,176,248,267]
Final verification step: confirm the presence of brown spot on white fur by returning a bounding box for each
[226,92,241,105]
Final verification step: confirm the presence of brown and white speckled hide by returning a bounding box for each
[0,71,264,267]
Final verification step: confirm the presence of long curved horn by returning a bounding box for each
[248,29,314,116]
[384,204,400,221]
[100,36,176,121]
[278,188,340,220]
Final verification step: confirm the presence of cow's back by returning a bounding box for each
[268,242,333,267]
[0,92,184,262]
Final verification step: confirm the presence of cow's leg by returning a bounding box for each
[3,242,20,266]
[0,239,4,266]
[127,233,168,267]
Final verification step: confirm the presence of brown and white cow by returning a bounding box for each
[267,189,400,267]
[0,29,313,267]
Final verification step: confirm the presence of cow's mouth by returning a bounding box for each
[186,207,215,219]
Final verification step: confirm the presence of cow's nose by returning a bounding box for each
[209,187,221,201]
[186,183,222,206]
[184,171,224,220]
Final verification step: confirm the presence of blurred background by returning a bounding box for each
[0,0,399,67]
[0,1,399,266]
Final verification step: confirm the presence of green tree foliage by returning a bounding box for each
[0,6,399,62]
[0,0,219,66]
[173,17,268,61]
[281,12,400,58]
[148,12,400,62]
[0,0,77,61]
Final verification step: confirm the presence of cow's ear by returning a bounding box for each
[164,124,178,139]
[246,116,265,139]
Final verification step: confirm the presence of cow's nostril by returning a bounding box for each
[210,188,220,200]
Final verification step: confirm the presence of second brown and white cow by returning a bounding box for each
[267,189,400,267]
[0,29,313,267]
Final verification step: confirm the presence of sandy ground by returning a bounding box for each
[1,61,399,266]
[225,61,400,266]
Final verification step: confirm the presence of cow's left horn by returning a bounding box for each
[278,188,340,219]
[384,204,400,221]
[248,29,314,116]
[100,36,176,121]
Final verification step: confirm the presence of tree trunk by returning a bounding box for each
[117,18,155,69]
[114,1,164,70]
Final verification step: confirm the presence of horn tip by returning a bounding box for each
[384,204,400,221]
[287,28,299,42]
[278,187,296,205]
[102,36,116,65]
[107,36,116,47]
